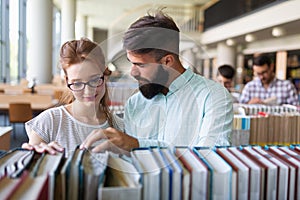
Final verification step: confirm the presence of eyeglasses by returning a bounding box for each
[67,75,104,91]
[254,69,269,77]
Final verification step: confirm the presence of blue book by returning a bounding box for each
[194,147,232,200]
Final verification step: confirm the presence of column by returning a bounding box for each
[76,15,87,39]
[216,42,236,67]
[61,0,76,44]
[27,0,53,84]
[181,49,196,69]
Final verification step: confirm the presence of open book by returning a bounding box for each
[100,153,141,200]
[263,96,277,105]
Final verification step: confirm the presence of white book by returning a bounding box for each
[151,147,172,200]
[131,148,160,200]
[175,147,208,200]
[278,146,300,161]
[268,146,300,200]
[253,146,289,200]
[294,146,300,153]
[242,146,277,200]
[81,151,108,200]
[195,148,232,200]
[216,147,249,200]
[229,147,260,200]
[160,147,183,200]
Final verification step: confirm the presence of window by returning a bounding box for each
[0,0,26,84]
[0,0,9,83]
[53,6,61,75]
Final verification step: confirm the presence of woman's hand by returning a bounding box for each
[21,141,64,155]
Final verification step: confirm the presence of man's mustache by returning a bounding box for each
[134,76,148,82]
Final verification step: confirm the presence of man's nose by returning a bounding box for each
[130,64,140,77]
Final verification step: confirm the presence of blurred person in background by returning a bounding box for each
[239,54,299,105]
[217,64,240,103]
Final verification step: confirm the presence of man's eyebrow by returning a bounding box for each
[126,58,146,66]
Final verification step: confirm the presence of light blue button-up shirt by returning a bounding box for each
[124,68,233,148]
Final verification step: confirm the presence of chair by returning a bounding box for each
[8,103,33,139]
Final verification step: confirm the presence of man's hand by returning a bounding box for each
[80,127,139,156]
[248,97,264,104]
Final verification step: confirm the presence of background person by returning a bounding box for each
[80,10,233,154]
[22,38,123,157]
[239,54,299,105]
[217,64,240,103]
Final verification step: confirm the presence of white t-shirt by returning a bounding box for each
[25,106,124,157]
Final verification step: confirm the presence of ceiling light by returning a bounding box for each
[226,39,235,46]
[245,34,255,42]
[272,27,285,37]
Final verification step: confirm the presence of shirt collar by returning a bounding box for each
[255,76,277,87]
[167,67,193,95]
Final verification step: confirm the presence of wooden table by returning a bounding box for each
[0,102,56,112]
[0,126,12,150]
[0,94,58,112]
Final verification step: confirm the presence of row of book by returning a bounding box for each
[2,145,300,200]
[233,113,300,146]
[0,148,141,200]
[249,113,300,146]
[234,103,299,115]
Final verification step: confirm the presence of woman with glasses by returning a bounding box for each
[22,38,123,157]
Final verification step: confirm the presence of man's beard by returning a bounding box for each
[138,66,169,99]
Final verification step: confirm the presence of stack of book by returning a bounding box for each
[1,145,300,200]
